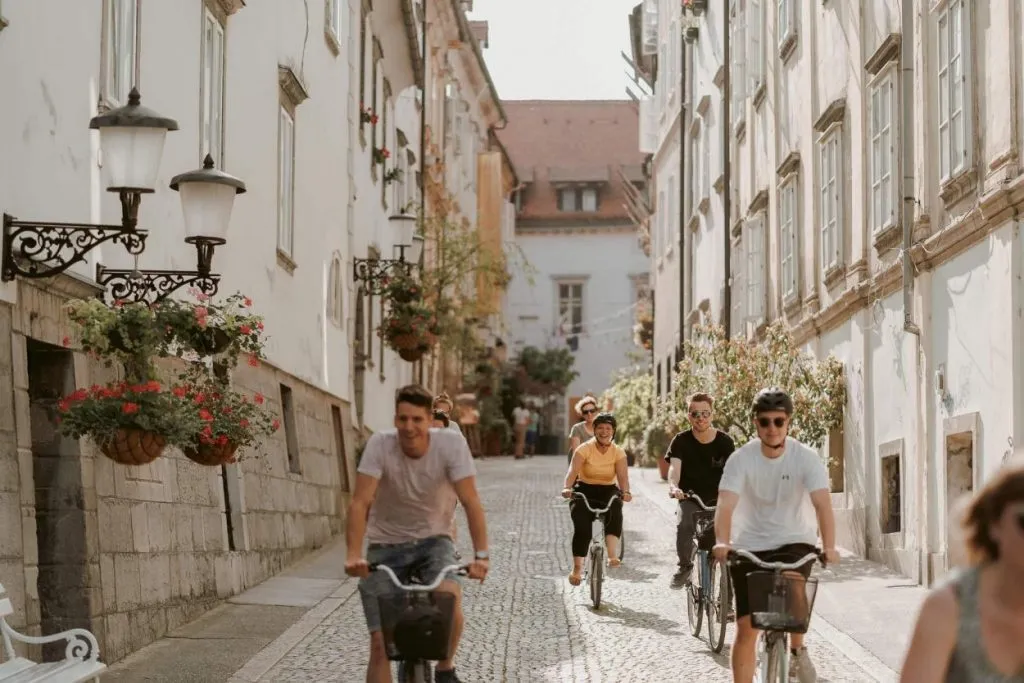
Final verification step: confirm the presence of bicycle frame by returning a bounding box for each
[727,548,823,683]
[571,492,620,608]
[370,563,469,683]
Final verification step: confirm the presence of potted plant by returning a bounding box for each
[57,381,205,465]
[360,104,378,125]
[633,311,654,351]
[378,300,438,362]
[372,146,391,165]
[383,167,403,186]
[172,367,281,466]
[64,298,166,381]
[381,271,423,304]
[156,292,266,368]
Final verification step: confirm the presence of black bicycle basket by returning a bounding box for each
[378,592,456,662]
[746,571,819,634]
[692,510,717,551]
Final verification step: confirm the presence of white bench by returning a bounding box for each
[0,583,105,682]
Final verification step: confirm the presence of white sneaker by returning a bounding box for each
[789,647,816,683]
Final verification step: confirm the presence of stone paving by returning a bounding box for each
[254,457,899,682]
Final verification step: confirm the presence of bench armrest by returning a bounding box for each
[1,620,101,662]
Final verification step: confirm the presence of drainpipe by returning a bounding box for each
[721,3,732,333]
[678,25,687,359]
[901,0,919,336]
[417,0,429,385]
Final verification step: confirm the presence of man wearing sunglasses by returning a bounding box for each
[665,392,735,589]
[712,387,840,683]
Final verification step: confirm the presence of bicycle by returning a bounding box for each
[370,562,468,683]
[570,491,622,609]
[677,491,730,653]
[727,547,825,683]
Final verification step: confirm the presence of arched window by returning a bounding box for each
[328,254,344,326]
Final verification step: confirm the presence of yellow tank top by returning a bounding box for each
[576,440,626,486]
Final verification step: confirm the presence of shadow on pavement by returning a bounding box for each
[588,601,683,634]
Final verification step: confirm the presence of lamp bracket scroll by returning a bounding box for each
[96,236,224,305]
[352,256,414,296]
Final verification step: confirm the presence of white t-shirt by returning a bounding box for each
[512,407,531,426]
[718,436,830,552]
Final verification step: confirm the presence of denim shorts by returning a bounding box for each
[358,535,461,633]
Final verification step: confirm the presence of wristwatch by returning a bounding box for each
[474,550,489,561]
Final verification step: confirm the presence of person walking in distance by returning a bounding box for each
[666,392,735,589]
[433,393,463,435]
[713,387,839,683]
[512,401,531,459]
[526,406,540,456]
[567,395,599,464]
[344,385,489,683]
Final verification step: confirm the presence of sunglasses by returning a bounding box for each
[757,416,787,429]
[689,410,711,419]
[582,408,597,415]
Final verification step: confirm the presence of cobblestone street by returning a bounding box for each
[251,457,904,682]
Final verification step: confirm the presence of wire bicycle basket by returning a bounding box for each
[378,591,456,662]
[746,571,819,634]
[691,510,717,551]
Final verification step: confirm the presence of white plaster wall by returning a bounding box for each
[505,229,649,403]
[652,139,680,365]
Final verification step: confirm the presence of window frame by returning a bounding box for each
[730,0,746,127]
[200,6,227,166]
[777,0,796,52]
[778,176,799,302]
[748,0,764,96]
[556,280,585,336]
[326,0,343,49]
[869,66,899,234]
[818,124,843,274]
[277,105,296,260]
[101,0,139,108]
[745,213,766,325]
[936,0,971,183]
[328,254,344,327]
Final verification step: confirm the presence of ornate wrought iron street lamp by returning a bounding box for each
[352,212,425,295]
[96,154,247,304]
[2,88,178,282]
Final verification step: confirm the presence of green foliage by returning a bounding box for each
[667,322,846,450]
[601,368,653,455]
[64,299,165,380]
[639,409,675,467]
[517,346,579,393]
[155,292,266,369]
[57,381,206,450]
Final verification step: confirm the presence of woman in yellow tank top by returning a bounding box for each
[561,413,632,586]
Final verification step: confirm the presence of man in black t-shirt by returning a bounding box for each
[664,392,735,589]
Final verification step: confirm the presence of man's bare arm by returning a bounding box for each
[345,473,379,561]
[714,490,739,545]
[669,457,682,488]
[809,488,836,551]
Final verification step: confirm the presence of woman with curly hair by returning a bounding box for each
[900,461,1024,681]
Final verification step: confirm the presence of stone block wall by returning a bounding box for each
[0,278,356,665]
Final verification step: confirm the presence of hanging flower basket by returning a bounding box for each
[382,272,423,304]
[373,146,391,165]
[172,365,281,466]
[100,428,168,465]
[156,291,265,367]
[398,346,427,362]
[57,382,206,466]
[65,299,165,381]
[390,333,424,351]
[378,300,439,358]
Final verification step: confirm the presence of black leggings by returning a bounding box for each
[570,482,623,557]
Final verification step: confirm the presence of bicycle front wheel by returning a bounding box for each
[758,632,785,683]
[617,531,625,562]
[397,660,432,683]
[589,546,604,608]
[706,559,730,653]
[686,548,703,636]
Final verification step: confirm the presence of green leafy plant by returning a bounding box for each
[667,322,846,450]
[57,381,205,450]
[381,271,423,304]
[172,367,280,459]
[516,345,579,394]
[378,300,438,350]
[602,367,654,455]
[64,299,166,380]
[383,167,403,185]
[373,146,391,165]
[155,291,266,369]
[633,309,654,351]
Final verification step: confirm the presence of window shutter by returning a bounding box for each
[749,0,762,90]
[642,0,658,55]
[889,75,898,226]
[834,137,843,265]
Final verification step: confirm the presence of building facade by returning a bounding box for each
[642,0,1024,584]
[0,0,501,665]
[500,101,649,437]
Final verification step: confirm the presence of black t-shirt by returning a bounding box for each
[663,430,735,503]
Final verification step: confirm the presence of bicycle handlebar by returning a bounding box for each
[726,548,825,570]
[368,563,469,591]
[570,491,621,514]
[678,491,715,510]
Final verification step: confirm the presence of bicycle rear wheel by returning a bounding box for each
[589,546,604,608]
[705,558,730,653]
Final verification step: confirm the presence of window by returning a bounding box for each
[581,188,598,212]
[870,69,898,233]
[819,128,843,272]
[277,106,295,258]
[779,178,798,301]
[700,123,711,200]
[666,176,675,254]
[558,188,599,213]
[748,0,764,94]
[937,0,970,182]
[777,0,796,51]
[326,0,342,46]
[328,254,344,326]
[557,281,584,335]
[656,190,665,254]
[730,1,746,126]
[731,234,746,333]
[745,215,765,323]
[200,8,226,165]
[358,0,368,141]
[101,0,138,106]
[331,406,351,492]
[279,384,301,474]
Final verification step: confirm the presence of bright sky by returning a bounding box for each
[468,0,639,100]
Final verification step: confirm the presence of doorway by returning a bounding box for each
[27,338,89,660]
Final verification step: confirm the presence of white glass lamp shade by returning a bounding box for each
[389,212,417,247]
[170,155,247,241]
[409,233,425,265]
[98,126,170,192]
[89,88,179,193]
[178,181,237,241]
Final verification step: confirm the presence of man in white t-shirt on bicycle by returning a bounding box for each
[712,387,840,683]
